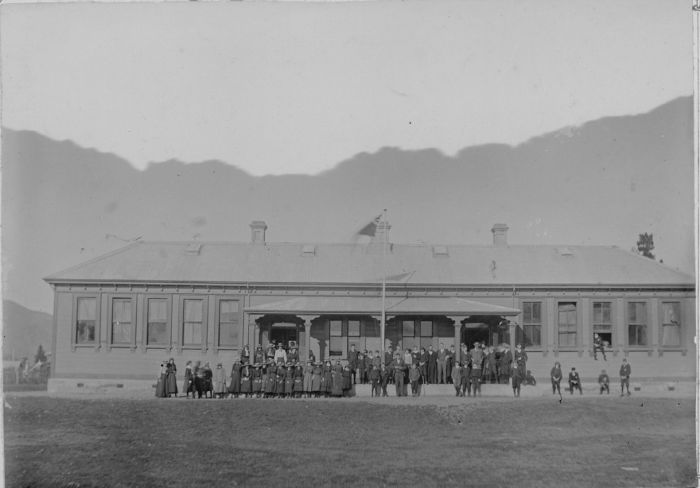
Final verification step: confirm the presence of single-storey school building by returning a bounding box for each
[44,221,695,392]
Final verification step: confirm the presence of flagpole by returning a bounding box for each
[380,208,387,366]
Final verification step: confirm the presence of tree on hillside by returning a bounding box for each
[636,233,655,260]
[34,344,47,364]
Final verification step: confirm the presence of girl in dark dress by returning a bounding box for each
[342,364,352,397]
[311,361,323,398]
[284,363,295,398]
[265,362,277,398]
[276,364,287,398]
[356,353,365,384]
[201,362,213,399]
[240,364,252,398]
[322,361,333,398]
[228,360,242,398]
[252,364,263,398]
[293,364,304,398]
[183,360,194,398]
[166,358,178,397]
[303,361,313,398]
[155,362,167,398]
[331,361,344,397]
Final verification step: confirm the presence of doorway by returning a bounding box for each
[269,326,298,350]
[462,324,490,348]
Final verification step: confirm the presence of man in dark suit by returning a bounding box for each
[393,354,407,396]
[437,343,448,384]
[446,345,456,383]
[514,344,528,379]
[419,347,428,384]
[384,346,393,368]
[619,359,631,396]
[498,345,513,384]
[380,364,391,397]
[469,342,484,396]
[347,344,359,384]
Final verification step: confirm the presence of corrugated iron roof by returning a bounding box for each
[44,241,694,287]
[246,296,521,315]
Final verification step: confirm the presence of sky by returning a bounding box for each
[0,0,694,176]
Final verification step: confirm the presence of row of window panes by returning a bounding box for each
[75,297,683,349]
[75,297,241,347]
[518,301,682,348]
[327,319,451,357]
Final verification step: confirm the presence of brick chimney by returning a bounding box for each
[250,221,267,244]
[491,223,509,247]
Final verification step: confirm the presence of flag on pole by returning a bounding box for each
[373,270,415,283]
[355,214,382,237]
[386,270,415,282]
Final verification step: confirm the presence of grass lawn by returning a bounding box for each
[4,394,696,487]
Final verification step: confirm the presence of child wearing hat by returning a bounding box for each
[409,362,422,397]
[568,367,582,395]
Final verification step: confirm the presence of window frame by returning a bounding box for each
[521,301,543,349]
[107,294,137,351]
[214,297,242,352]
[142,294,172,351]
[659,301,682,349]
[419,320,433,338]
[179,295,209,352]
[329,319,345,357]
[556,301,578,349]
[402,320,415,338]
[626,301,648,348]
[592,301,614,348]
[348,319,361,337]
[72,294,101,351]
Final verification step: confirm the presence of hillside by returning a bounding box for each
[1,96,694,314]
[2,300,52,361]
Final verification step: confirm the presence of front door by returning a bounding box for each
[269,326,298,349]
[462,323,490,348]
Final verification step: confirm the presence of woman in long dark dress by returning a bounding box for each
[252,364,263,398]
[183,361,194,398]
[228,360,242,398]
[284,363,295,398]
[166,358,178,397]
[331,360,344,397]
[342,364,352,397]
[155,362,167,398]
[322,360,333,398]
[311,361,323,398]
[240,364,252,398]
[265,361,277,398]
[303,361,313,398]
[276,364,287,398]
[202,362,213,398]
[294,363,304,398]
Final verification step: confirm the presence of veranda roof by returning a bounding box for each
[245,296,520,316]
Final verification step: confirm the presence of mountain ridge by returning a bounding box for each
[2,299,52,361]
[2,95,694,314]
